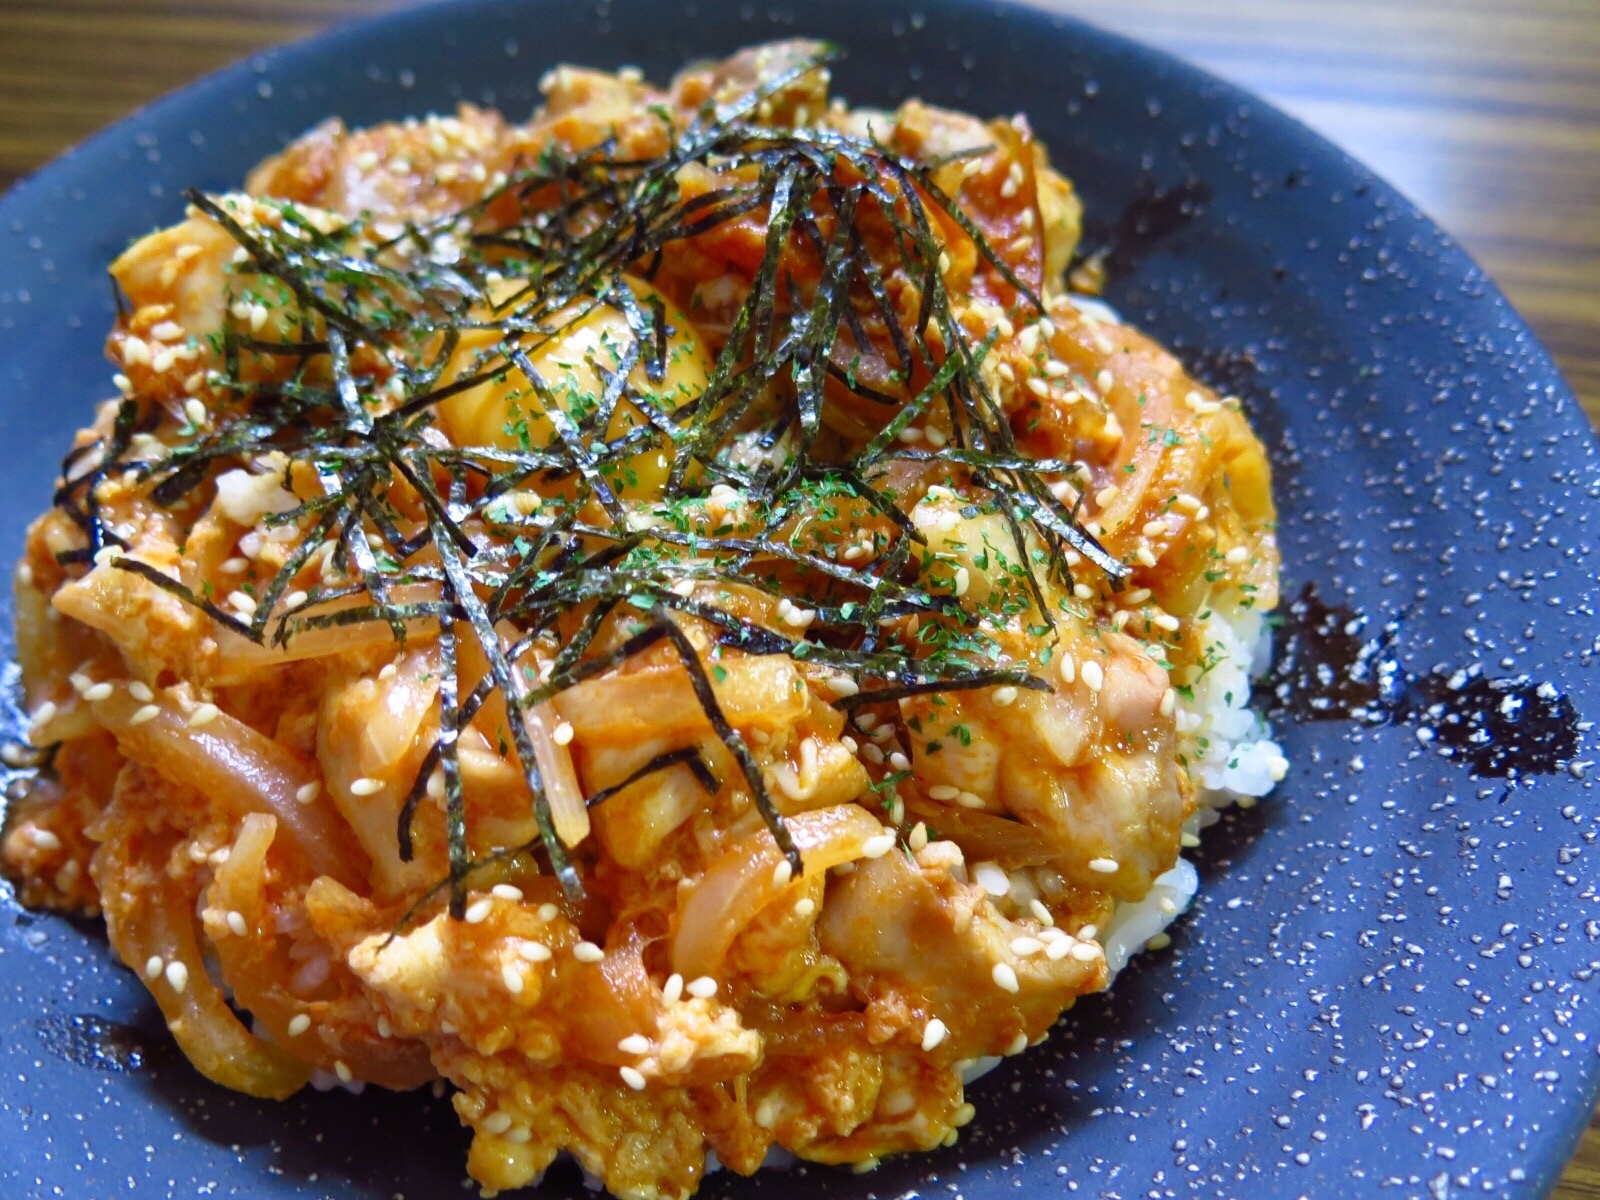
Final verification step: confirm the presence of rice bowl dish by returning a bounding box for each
[1,40,1283,1200]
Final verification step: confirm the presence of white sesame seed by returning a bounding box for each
[425,770,445,800]
[184,398,208,427]
[991,962,1020,993]
[30,700,57,731]
[1046,937,1074,960]
[1029,898,1054,926]
[794,897,816,918]
[515,940,552,962]
[771,860,793,888]
[897,425,923,443]
[1025,377,1050,398]
[219,556,249,574]
[1159,688,1177,718]
[1181,831,1201,848]
[573,941,605,963]
[295,781,320,805]
[618,1034,650,1055]
[992,685,1018,707]
[501,962,525,994]
[670,578,696,597]
[908,822,929,852]
[551,721,575,746]
[164,960,190,993]
[129,704,161,726]
[1080,659,1105,693]
[68,673,93,695]
[686,975,718,999]
[927,784,959,801]
[1070,941,1102,962]
[188,702,220,727]
[955,790,986,809]
[249,303,270,333]
[151,348,176,373]
[113,372,133,393]
[491,884,523,902]
[1088,856,1119,874]
[1135,544,1158,568]
[1147,932,1172,951]
[29,827,63,852]
[122,337,151,366]
[861,833,896,859]
[620,1066,647,1091]
[662,973,685,1004]
[128,681,154,703]
[1010,936,1044,956]
[82,682,114,702]
[1077,924,1099,940]
[463,898,494,924]
[953,566,971,598]
[227,590,257,616]
[481,1112,512,1135]
[888,751,911,772]
[287,1013,311,1037]
[144,955,165,981]
[226,910,248,937]
[537,903,560,922]
[826,675,860,698]
[922,1018,949,1051]
[349,777,383,796]
[280,589,310,611]
[1152,612,1181,632]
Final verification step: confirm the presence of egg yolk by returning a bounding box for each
[437,277,711,500]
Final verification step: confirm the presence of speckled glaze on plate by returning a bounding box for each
[2,1,1598,1197]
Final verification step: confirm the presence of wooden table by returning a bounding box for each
[2,0,1597,1191]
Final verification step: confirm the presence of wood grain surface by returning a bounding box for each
[2,0,1598,1191]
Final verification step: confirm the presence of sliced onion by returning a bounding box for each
[556,653,808,743]
[672,804,885,981]
[523,698,589,848]
[901,796,1055,868]
[207,815,433,1090]
[95,689,364,888]
[212,584,442,684]
[500,628,587,848]
[89,806,310,1100]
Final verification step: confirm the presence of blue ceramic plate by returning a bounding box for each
[3,2,1598,1197]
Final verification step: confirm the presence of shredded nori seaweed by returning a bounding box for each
[54,45,1125,915]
